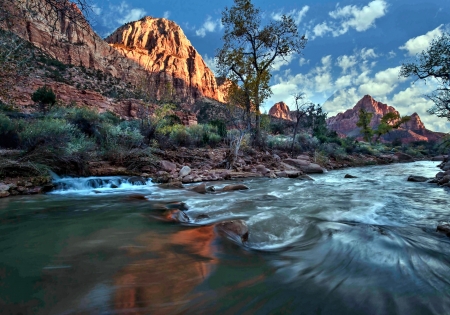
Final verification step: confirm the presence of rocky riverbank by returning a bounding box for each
[0,147,444,199]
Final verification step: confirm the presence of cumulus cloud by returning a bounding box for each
[311,0,388,38]
[163,11,171,19]
[336,55,358,73]
[271,6,310,25]
[203,54,218,75]
[272,54,295,71]
[299,58,310,67]
[196,16,222,37]
[399,25,444,55]
[113,2,147,25]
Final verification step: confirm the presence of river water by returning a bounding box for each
[0,161,449,315]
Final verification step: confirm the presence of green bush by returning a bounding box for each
[168,124,189,146]
[100,122,144,163]
[0,113,20,148]
[210,119,227,138]
[32,86,56,113]
[19,118,78,151]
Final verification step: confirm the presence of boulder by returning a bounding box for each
[160,160,176,172]
[437,223,450,237]
[159,181,184,189]
[190,183,207,194]
[179,166,192,177]
[298,174,315,181]
[283,158,310,168]
[182,175,195,184]
[297,155,310,161]
[394,152,413,162]
[438,175,450,185]
[0,184,10,191]
[215,220,249,243]
[407,175,429,182]
[344,174,358,178]
[302,163,324,174]
[432,155,448,161]
[163,209,190,224]
[221,184,249,192]
[285,171,301,178]
[0,191,10,198]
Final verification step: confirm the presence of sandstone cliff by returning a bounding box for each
[326,95,442,143]
[269,102,293,120]
[0,0,226,115]
[105,17,226,104]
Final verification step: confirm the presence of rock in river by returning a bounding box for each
[215,220,249,243]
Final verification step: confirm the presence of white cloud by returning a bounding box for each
[272,54,295,71]
[312,0,388,38]
[299,58,309,67]
[271,6,310,25]
[387,51,396,59]
[360,48,378,59]
[399,25,444,55]
[336,55,358,73]
[92,5,101,15]
[312,22,333,38]
[163,11,171,19]
[196,16,222,37]
[203,54,218,75]
[111,2,146,25]
[116,8,146,24]
[358,66,407,97]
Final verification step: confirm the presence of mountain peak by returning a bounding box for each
[326,95,440,143]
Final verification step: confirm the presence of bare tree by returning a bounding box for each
[290,93,310,157]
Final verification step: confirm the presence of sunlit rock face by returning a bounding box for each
[326,95,442,143]
[269,102,293,121]
[105,17,226,104]
[1,2,226,116]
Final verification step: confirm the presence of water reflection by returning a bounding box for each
[114,226,217,314]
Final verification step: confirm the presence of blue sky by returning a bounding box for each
[90,0,450,132]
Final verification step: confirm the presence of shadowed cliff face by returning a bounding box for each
[326,95,442,143]
[105,17,226,104]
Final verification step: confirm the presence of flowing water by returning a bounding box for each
[0,161,449,315]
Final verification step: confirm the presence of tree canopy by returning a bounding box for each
[216,0,307,143]
[400,32,450,121]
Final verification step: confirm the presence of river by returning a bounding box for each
[0,161,449,315]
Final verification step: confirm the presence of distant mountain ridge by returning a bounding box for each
[326,95,442,143]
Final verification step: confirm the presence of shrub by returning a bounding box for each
[19,118,77,151]
[168,124,189,146]
[210,119,227,137]
[100,122,144,163]
[32,86,56,113]
[0,113,20,148]
[67,107,101,137]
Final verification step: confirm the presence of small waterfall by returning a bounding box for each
[51,176,154,195]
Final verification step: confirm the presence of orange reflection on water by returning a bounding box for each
[114,226,217,315]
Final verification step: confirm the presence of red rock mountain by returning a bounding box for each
[0,0,226,116]
[105,17,226,103]
[269,102,292,120]
[326,95,442,143]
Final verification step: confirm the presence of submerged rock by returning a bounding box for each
[190,183,207,194]
[407,175,429,182]
[437,223,450,237]
[215,220,249,243]
[344,174,358,178]
[163,209,190,223]
[221,184,249,192]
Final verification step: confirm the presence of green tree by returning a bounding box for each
[373,112,411,142]
[32,85,56,113]
[356,108,374,143]
[217,0,307,145]
[400,32,450,121]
